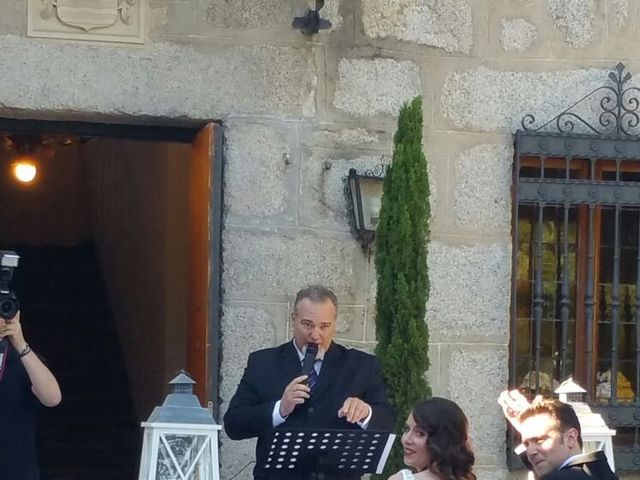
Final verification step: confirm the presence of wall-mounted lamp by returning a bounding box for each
[12,160,37,183]
[3,134,49,184]
[292,0,331,35]
[346,166,387,253]
[2,133,88,184]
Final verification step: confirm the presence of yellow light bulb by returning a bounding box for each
[12,160,37,183]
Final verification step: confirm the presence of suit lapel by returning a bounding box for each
[279,341,303,382]
[311,342,343,400]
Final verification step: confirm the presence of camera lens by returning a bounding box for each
[0,298,17,320]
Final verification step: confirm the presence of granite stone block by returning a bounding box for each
[454,144,513,234]
[222,228,370,304]
[362,0,473,54]
[426,242,511,341]
[500,18,538,52]
[0,36,317,118]
[333,58,421,117]
[224,121,297,223]
[441,66,610,133]
[444,346,508,463]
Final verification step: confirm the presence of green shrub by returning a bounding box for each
[375,96,431,476]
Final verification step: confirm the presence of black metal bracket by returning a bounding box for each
[521,63,640,137]
[292,0,332,35]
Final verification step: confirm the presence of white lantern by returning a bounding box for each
[556,378,617,471]
[138,372,221,480]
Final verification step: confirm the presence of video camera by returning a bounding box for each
[0,251,19,320]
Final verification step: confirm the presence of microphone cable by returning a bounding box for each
[228,460,255,480]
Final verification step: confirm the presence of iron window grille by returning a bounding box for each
[510,63,640,471]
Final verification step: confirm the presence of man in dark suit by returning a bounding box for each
[499,392,618,480]
[224,285,395,479]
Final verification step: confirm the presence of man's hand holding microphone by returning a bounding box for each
[279,342,371,424]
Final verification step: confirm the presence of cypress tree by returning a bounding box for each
[375,96,431,476]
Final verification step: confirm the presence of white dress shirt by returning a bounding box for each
[271,340,372,428]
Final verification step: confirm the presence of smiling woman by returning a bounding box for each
[388,398,476,480]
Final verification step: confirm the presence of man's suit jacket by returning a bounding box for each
[543,451,618,480]
[223,341,396,479]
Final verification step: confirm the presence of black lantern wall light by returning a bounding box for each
[345,164,388,253]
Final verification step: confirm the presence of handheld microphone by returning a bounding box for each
[301,343,318,377]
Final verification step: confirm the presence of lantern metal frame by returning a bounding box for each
[139,422,221,480]
[344,164,388,253]
[138,372,222,480]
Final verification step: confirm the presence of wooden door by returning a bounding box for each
[188,123,222,406]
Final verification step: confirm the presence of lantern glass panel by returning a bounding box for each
[156,433,212,480]
[349,174,361,230]
[359,177,383,231]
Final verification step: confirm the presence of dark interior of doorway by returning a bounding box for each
[12,243,140,480]
[0,118,201,480]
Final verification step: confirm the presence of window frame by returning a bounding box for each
[510,131,640,471]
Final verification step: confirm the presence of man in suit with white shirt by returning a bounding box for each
[224,285,395,480]
[499,391,617,480]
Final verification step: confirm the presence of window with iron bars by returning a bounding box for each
[508,62,640,470]
[510,131,640,470]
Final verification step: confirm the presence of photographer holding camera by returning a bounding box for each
[0,251,62,480]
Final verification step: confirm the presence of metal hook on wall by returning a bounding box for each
[292,0,332,36]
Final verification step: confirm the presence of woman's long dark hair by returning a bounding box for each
[411,397,476,480]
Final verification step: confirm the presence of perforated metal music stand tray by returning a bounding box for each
[261,428,396,477]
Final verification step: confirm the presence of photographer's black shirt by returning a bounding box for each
[0,344,39,480]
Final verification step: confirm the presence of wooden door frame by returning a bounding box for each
[208,124,223,415]
[188,123,223,413]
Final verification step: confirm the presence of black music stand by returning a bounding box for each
[261,428,396,478]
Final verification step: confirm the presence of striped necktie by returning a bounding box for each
[307,360,319,391]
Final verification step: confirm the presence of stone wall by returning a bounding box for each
[1,0,639,478]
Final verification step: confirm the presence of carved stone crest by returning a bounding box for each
[29,0,145,44]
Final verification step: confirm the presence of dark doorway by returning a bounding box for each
[13,243,140,479]
[0,119,221,480]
